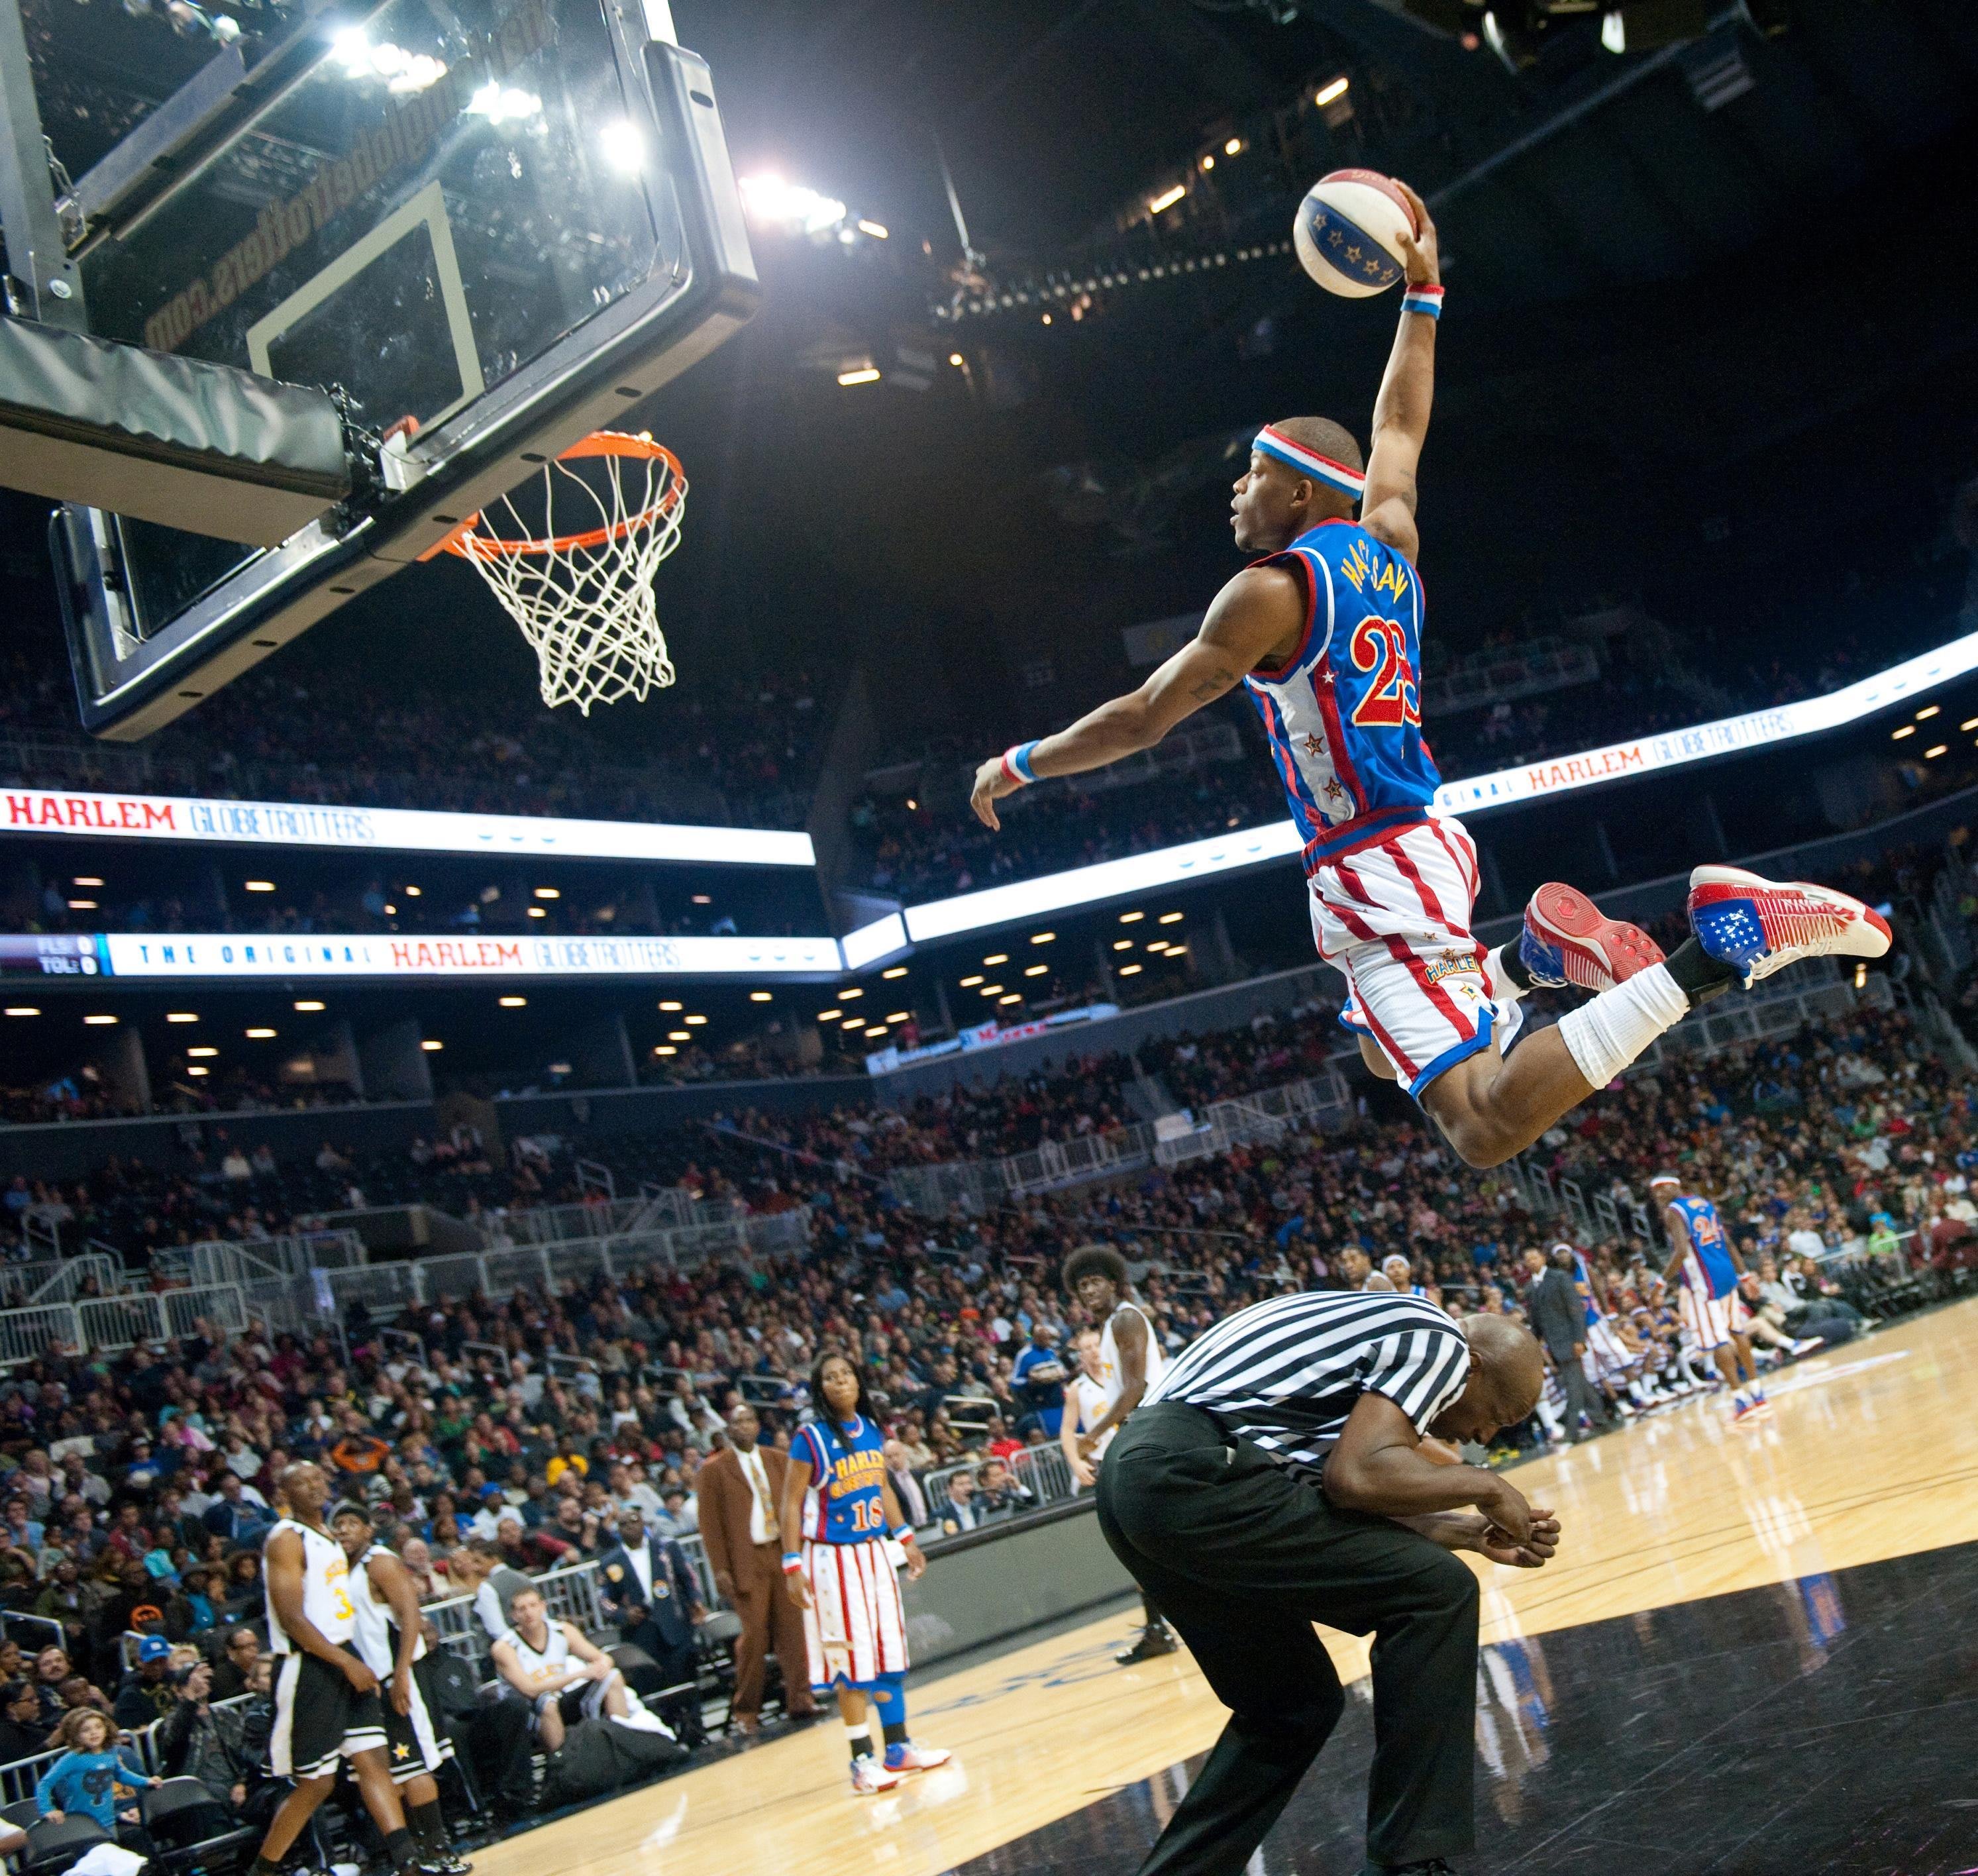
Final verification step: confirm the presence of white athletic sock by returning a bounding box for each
[1555,963,1689,1088]
[1484,941,1529,1008]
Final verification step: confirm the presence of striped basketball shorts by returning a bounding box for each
[1678,1282,1750,1353]
[1311,812,1516,1100]
[800,1536,908,1693]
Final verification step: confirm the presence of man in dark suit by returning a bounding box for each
[695,1404,817,1735]
[1526,1244,1612,1444]
[598,1506,705,1746]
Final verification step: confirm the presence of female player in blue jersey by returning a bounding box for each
[779,1353,949,1794]
[970,176,1889,1167]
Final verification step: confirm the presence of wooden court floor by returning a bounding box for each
[466,1300,1978,1876]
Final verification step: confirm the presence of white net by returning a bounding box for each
[448,434,687,714]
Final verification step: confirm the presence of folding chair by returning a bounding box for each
[21,1812,111,1876]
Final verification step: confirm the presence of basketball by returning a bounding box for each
[1293,168,1419,297]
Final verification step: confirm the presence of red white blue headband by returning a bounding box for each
[1253,425,1365,503]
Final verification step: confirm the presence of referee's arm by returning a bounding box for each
[1324,1393,1533,1540]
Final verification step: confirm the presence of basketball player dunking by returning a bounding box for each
[1651,1172,1769,1423]
[1062,1245,1178,1665]
[971,179,1889,1167]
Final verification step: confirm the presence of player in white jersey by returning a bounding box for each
[331,1504,468,1876]
[1059,1328,1114,1486]
[490,1585,635,1750]
[250,1464,427,1876]
[1063,1245,1176,1665]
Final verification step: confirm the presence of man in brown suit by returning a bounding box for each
[696,1402,817,1733]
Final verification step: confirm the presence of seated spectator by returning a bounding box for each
[940,1471,980,1535]
[975,1459,1035,1518]
[205,1626,260,1702]
[0,1677,50,1762]
[113,1635,179,1730]
[490,1586,632,1751]
[201,1472,270,1547]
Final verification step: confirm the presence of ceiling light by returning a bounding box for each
[1159,912,1184,924]
[67,900,97,911]
[421,1039,443,1051]
[882,966,908,979]
[72,877,103,888]
[382,905,397,916]
[245,1027,276,1039]
[685,1015,707,1025]
[166,1012,197,1023]
[1030,931,1055,945]
[980,984,1003,996]
[863,1024,887,1037]
[535,887,560,900]
[948,354,964,367]
[1149,183,1185,215]
[1118,964,1143,976]
[690,896,713,908]
[1113,940,1133,951]
[1917,705,1940,719]
[83,1014,118,1025]
[857,219,888,239]
[840,988,863,1000]
[738,174,847,234]
[960,975,984,987]
[4,1008,38,1017]
[1892,725,1914,739]
[185,1065,209,1077]
[1926,745,1947,758]
[1120,911,1144,923]
[403,886,421,898]
[549,1062,571,1074]
[998,994,1021,1006]
[668,1030,690,1041]
[886,1011,910,1023]
[818,1010,842,1022]
[499,996,527,1008]
[653,1045,677,1056]
[187,1046,218,1058]
[1315,76,1349,105]
[837,367,882,386]
[1200,154,1215,171]
[244,880,276,892]
[984,953,1008,966]
[750,991,773,1002]
[294,1000,325,1012]
[660,1000,682,1011]
[527,906,547,918]
[1223,136,1242,156]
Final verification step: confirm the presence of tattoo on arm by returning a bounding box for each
[1187,667,1235,701]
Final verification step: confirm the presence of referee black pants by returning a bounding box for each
[1097,1403,1479,1875]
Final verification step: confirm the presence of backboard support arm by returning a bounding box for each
[0,0,86,328]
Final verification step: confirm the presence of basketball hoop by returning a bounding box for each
[427,431,687,714]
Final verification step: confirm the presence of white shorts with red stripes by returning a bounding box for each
[1310,812,1512,1100]
[801,1536,908,1693]
[1678,1284,1749,1353]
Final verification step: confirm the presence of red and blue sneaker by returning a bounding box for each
[1687,866,1891,988]
[884,1740,952,1773]
[1521,882,1666,993]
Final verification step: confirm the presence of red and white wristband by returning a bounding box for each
[1402,282,1444,320]
[999,740,1041,786]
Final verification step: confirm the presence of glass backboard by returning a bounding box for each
[28,0,755,737]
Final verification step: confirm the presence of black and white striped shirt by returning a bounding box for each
[1145,1290,1471,1474]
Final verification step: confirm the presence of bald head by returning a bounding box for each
[1463,1316,1544,1421]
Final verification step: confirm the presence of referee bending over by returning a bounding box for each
[1097,1288,1557,1876]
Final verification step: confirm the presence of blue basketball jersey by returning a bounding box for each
[1245,519,1441,868]
[1669,1194,1738,1298]
[794,1413,888,1544]
[1569,1250,1603,1328]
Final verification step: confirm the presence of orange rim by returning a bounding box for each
[421,433,684,561]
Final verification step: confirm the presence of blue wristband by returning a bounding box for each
[780,1551,802,1572]
[1402,284,1444,320]
[890,1523,913,1542]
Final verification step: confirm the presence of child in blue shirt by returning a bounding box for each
[35,1707,158,1834]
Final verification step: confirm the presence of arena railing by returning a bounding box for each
[0,1692,257,1809]
[917,1441,1079,1522]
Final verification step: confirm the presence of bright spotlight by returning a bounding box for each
[739,174,847,234]
[599,119,645,175]
[1315,76,1349,105]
